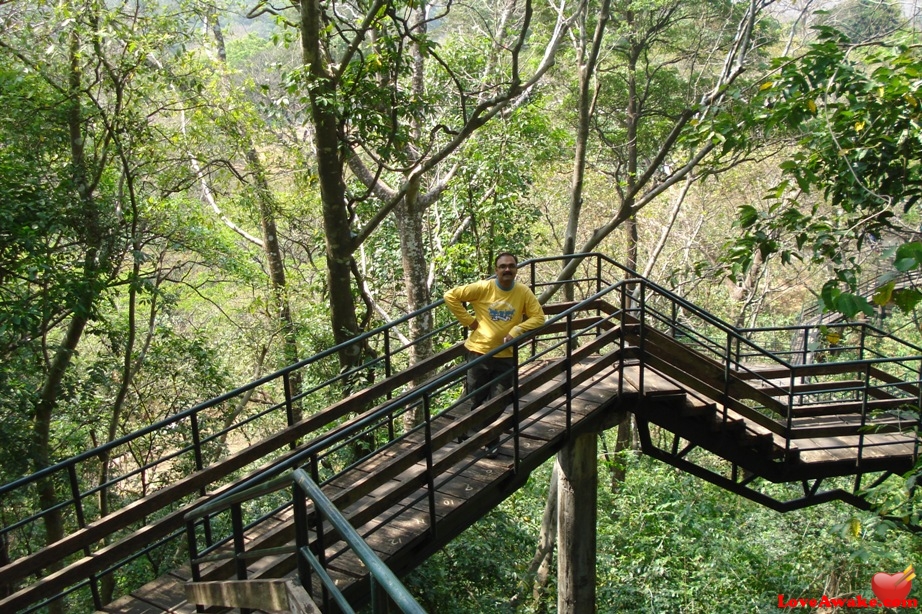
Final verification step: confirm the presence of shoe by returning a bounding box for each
[483,439,499,459]
[456,428,475,444]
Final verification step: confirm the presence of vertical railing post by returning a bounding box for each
[670,301,678,339]
[370,576,380,613]
[384,326,393,381]
[859,324,867,361]
[230,502,248,581]
[916,359,922,460]
[293,478,312,598]
[596,254,602,294]
[384,328,396,439]
[67,464,85,531]
[917,356,922,410]
[190,412,204,472]
[308,452,327,610]
[723,332,732,424]
[566,311,573,435]
[513,344,521,471]
[638,282,646,395]
[70,464,101,610]
[284,372,295,427]
[186,517,206,614]
[423,394,437,538]
[785,368,796,459]
[856,363,871,473]
[618,283,626,397]
[189,411,212,548]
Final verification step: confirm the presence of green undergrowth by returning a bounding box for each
[402,451,920,613]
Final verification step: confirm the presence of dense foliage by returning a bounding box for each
[408,450,918,613]
[2,0,922,611]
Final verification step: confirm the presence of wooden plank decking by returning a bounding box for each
[98,353,919,613]
[99,359,635,613]
[0,286,916,614]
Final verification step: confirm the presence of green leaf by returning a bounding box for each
[737,205,759,228]
[872,281,895,306]
[892,288,922,312]
[894,242,922,271]
[833,292,874,318]
[821,280,841,310]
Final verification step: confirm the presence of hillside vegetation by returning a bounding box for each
[1,0,921,610]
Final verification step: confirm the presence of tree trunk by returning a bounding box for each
[395,178,433,428]
[300,0,362,375]
[518,461,559,611]
[246,148,303,420]
[557,431,597,614]
[563,0,611,300]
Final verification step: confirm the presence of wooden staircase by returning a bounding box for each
[1,253,920,614]
[619,321,919,511]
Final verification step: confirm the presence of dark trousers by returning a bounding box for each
[466,350,515,412]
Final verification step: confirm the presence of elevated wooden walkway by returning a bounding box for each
[1,254,919,614]
[96,353,632,612]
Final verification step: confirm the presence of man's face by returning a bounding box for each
[495,256,518,286]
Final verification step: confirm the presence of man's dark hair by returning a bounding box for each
[494,252,518,267]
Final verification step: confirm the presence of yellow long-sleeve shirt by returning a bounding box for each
[444,279,546,358]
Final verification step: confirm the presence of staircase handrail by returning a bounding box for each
[3,252,921,614]
[0,299,454,501]
[290,468,426,614]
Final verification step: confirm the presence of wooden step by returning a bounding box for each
[620,364,687,402]
[790,396,918,418]
[751,379,870,396]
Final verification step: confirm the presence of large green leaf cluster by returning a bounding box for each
[0,69,87,353]
[728,27,922,316]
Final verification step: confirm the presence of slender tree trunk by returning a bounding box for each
[301,0,362,374]
[395,178,433,428]
[32,27,109,614]
[395,6,434,428]
[563,0,611,300]
[609,31,646,488]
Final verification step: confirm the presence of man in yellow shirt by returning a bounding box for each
[443,253,546,456]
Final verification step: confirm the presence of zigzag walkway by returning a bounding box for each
[98,345,633,612]
[1,254,919,614]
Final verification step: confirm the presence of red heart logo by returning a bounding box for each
[871,572,912,603]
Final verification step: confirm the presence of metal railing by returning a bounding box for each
[181,469,426,614]
[177,276,627,612]
[2,252,920,613]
